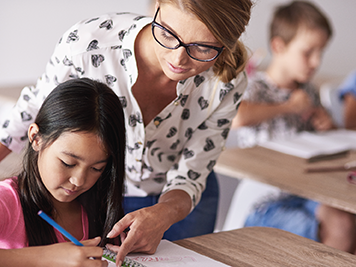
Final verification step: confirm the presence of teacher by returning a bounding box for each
[0,0,252,263]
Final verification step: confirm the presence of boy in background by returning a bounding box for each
[232,1,356,253]
[338,71,356,129]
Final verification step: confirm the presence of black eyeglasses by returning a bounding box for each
[151,7,224,62]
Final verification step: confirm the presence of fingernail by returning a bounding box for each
[117,260,122,266]
[107,230,113,238]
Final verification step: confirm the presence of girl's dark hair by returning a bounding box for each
[16,78,126,246]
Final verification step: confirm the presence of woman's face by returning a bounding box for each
[31,126,108,203]
[153,4,222,81]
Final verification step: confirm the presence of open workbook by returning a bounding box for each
[259,129,356,162]
[102,239,229,267]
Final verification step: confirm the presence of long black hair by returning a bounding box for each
[16,78,126,246]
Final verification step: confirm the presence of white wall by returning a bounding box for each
[1,0,355,87]
[0,0,151,87]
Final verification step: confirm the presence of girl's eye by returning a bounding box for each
[61,160,75,168]
[92,166,105,172]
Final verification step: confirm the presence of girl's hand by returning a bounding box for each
[311,108,335,131]
[42,237,107,267]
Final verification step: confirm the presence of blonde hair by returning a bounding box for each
[157,0,252,83]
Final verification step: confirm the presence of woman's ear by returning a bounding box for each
[28,123,40,151]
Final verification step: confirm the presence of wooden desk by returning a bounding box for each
[175,227,356,266]
[214,147,356,213]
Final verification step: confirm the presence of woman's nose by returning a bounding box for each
[172,47,190,65]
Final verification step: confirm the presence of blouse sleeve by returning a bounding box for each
[0,26,81,153]
[162,73,247,210]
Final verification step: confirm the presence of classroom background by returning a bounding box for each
[0,0,355,232]
[1,0,355,90]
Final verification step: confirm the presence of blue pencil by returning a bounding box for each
[38,210,84,246]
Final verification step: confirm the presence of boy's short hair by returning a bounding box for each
[270,1,332,44]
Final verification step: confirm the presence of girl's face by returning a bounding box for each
[153,4,221,81]
[30,125,108,203]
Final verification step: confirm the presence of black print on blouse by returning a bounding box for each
[99,20,113,30]
[183,148,194,159]
[188,170,201,180]
[66,30,79,43]
[91,54,105,67]
[127,142,141,153]
[69,73,79,79]
[179,79,187,85]
[185,127,193,140]
[150,147,159,156]
[166,127,177,138]
[233,92,243,104]
[167,155,176,162]
[23,95,30,102]
[1,136,12,146]
[63,56,73,66]
[180,94,189,107]
[55,57,60,64]
[127,165,136,173]
[118,30,127,41]
[204,138,215,151]
[134,16,146,21]
[217,118,229,127]
[235,101,241,110]
[2,120,9,128]
[194,75,205,87]
[87,40,99,51]
[207,160,216,171]
[170,139,180,150]
[172,163,179,170]
[181,109,190,120]
[146,139,157,148]
[128,113,143,127]
[158,152,163,162]
[111,45,122,50]
[221,128,229,140]
[118,96,127,108]
[198,96,209,110]
[219,82,234,101]
[21,111,32,122]
[198,122,208,130]
[20,134,27,141]
[176,175,186,180]
[105,75,117,86]
[75,67,85,75]
[85,17,100,24]
[58,37,62,44]
[192,195,196,207]
[153,177,165,184]
[142,162,153,172]
[154,113,172,127]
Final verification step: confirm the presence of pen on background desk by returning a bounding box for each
[38,210,83,246]
[305,160,356,173]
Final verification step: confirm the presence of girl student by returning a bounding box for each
[0,78,126,267]
[0,0,252,264]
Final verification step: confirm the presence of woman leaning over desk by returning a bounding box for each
[0,0,251,264]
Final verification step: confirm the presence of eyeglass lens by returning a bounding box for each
[152,24,220,61]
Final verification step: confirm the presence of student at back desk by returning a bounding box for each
[231,1,356,253]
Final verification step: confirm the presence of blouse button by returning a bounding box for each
[137,141,142,145]
[174,101,179,106]
[154,121,160,126]
[135,158,141,162]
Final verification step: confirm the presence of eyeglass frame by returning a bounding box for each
[151,7,224,62]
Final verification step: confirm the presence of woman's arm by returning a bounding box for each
[0,238,105,267]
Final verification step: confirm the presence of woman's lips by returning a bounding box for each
[168,62,188,74]
[62,187,78,195]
